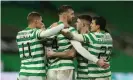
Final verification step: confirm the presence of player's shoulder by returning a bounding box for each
[84,32,98,40]
[105,32,111,35]
[17,30,22,34]
[105,32,113,40]
[16,29,25,39]
[17,27,33,33]
[87,32,95,36]
[104,32,112,37]
[82,32,96,40]
[17,28,38,36]
[17,29,25,35]
[18,29,26,33]
[69,26,77,32]
[82,32,94,36]
[32,28,42,33]
[89,32,95,34]
[69,26,76,29]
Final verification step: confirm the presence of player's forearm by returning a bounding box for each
[39,24,64,38]
[51,51,67,58]
[61,30,84,42]
[49,51,73,58]
[70,40,99,63]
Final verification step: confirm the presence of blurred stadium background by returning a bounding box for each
[1,1,133,80]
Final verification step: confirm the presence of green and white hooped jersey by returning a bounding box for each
[82,31,113,78]
[16,27,46,77]
[77,43,89,80]
[48,26,78,70]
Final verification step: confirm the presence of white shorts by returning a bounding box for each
[18,76,46,80]
[47,69,74,80]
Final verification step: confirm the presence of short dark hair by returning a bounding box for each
[27,11,41,23]
[92,16,106,31]
[58,5,73,15]
[77,14,92,23]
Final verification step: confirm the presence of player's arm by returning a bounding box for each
[70,40,98,63]
[61,30,84,42]
[47,48,76,58]
[39,23,64,38]
[62,30,94,43]
[71,40,109,68]
[61,26,84,42]
[35,23,66,39]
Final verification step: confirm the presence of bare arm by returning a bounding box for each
[47,48,76,58]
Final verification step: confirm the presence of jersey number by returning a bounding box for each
[98,46,112,61]
[22,42,32,58]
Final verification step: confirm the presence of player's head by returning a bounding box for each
[58,5,74,24]
[76,14,92,32]
[27,11,44,29]
[90,16,106,32]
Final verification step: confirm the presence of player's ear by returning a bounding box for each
[33,19,36,23]
[82,23,85,27]
[82,20,86,27]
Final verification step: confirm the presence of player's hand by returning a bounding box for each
[46,48,55,57]
[67,48,76,58]
[97,59,110,69]
[50,22,58,28]
[102,63,110,69]
[41,23,45,30]
[61,29,73,39]
[50,22,69,28]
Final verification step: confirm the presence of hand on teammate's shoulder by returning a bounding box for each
[50,22,69,28]
[50,22,58,28]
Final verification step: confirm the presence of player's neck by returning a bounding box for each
[28,24,36,28]
[80,26,89,33]
[96,29,101,32]
[59,16,68,25]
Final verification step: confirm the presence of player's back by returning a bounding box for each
[83,31,113,78]
[16,27,46,77]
